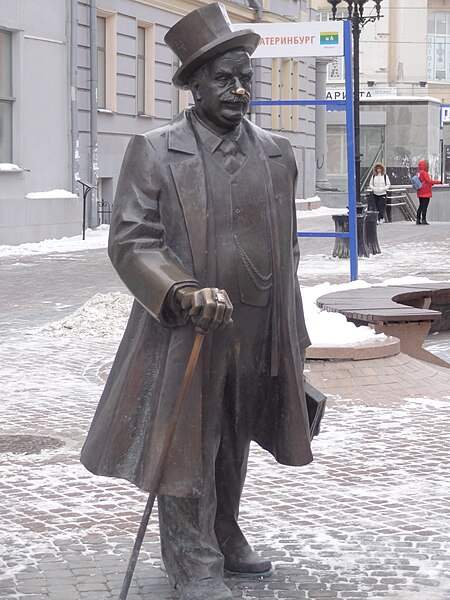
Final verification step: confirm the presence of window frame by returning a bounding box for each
[427,12,450,82]
[96,9,117,112]
[0,29,13,163]
[136,21,155,116]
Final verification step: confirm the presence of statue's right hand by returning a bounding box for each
[175,287,233,334]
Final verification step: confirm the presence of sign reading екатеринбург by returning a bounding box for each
[232,21,344,59]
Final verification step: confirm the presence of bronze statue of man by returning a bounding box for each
[81,3,313,599]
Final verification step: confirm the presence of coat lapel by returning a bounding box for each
[168,112,208,281]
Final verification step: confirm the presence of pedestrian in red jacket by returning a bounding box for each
[415,159,441,225]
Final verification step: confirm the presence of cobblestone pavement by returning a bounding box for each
[1,220,450,599]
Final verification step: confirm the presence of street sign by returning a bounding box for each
[233,21,344,59]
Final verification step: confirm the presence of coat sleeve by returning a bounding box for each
[108,134,199,327]
[421,171,441,185]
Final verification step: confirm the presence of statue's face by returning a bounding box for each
[191,49,253,134]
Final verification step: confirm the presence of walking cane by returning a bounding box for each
[119,331,205,600]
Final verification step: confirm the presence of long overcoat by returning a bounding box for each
[80,109,313,498]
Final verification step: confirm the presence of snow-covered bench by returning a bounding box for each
[316,283,450,368]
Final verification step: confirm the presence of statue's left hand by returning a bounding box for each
[175,287,233,334]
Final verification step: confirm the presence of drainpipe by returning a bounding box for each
[247,0,263,22]
[247,0,263,126]
[89,0,98,228]
[70,0,79,193]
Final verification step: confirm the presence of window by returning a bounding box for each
[0,30,13,162]
[271,58,300,132]
[137,27,145,114]
[136,23,155,116]
[428,12,450,81]
[96,11,117,111]
[97,17,106,109]
[327,125,347,176]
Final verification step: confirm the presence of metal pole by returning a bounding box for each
[70,0,79,194]
[89,0,98,229]
[343,20,358,281]
[82,187,87,241]
[352,12,362,210]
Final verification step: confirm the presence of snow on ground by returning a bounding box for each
[0,226,109,258]
[36,292,133,339]
[297,206,348,219]
[36,278,435,347]
[25,189,78,199]
[299,237,450,283]
[3,221,449,346]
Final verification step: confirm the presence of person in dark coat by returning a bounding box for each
[80,4,313,599]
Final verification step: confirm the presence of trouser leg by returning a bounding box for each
[214,410,251,550]
[377,195,386,220]
[158,334,227,592]
[158,489,224,590]
[214,307,272,572]
[422,197,430,221]
[416,200,423,222]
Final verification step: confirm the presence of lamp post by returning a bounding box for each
[327,0,383,209]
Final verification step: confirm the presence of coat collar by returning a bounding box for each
[168,109,283,160]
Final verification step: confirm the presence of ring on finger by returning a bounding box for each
[215,291,226,304]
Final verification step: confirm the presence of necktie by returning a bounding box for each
[217,139,243,175]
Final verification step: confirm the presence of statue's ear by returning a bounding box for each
[190,79,201,102]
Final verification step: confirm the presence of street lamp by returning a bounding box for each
[327,0,383,209]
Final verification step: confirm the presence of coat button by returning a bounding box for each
[235,207,241,214]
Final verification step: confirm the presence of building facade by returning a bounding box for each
[0,0,318,245]
[310,0,450,189]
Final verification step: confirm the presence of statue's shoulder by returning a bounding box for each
[244,119,293,154]
[139,110,189,145]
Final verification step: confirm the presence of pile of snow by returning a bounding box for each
[25,189,78,199]
[37,282,385,347]
[301,280,386,346]
[36,292,133,339]
[0,226,109,258]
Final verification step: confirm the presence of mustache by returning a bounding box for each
[220,93,250,105]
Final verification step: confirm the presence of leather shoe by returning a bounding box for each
[422,220,430,225]
[176,577,233,600]
[224,544,272,577]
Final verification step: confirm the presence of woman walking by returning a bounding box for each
[369,163,391,223]
[415,160,441,225]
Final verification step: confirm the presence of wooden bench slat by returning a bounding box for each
[316,283,447,326]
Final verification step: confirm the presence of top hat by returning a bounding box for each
[165,3,261,90]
